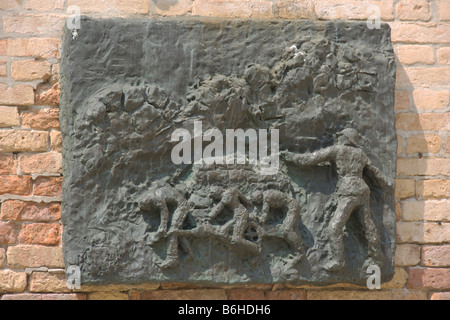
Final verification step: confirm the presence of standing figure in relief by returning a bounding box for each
[283,128,393,271]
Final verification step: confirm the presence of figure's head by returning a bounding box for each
[336,128,359,147]
[209,186,224,201]
[251,191,263,206]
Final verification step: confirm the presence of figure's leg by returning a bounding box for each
[284,229,305,265]
[282,200,304,251]
[162,201,190,269]
[217,203,234,237]
[231,205,249,244]
[219,219,234,237]
[326,196,358,270]
[169,202,189,233]
[283,229,304,251]
[150,200,169,243]
[159,235,179,269]
[179,236,194,260]
[358,198,382,268]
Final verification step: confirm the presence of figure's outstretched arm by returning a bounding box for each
[365,158,394,190]
[282,146,336,166]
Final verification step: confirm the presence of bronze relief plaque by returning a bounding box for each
[61,17,396,285]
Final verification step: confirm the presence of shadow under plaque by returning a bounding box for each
[60,17,397,286]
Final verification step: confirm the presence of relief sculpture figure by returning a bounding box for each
[140,186,193,269]
[209,187,260,254]
[251,190,305,265]
[283,128,394,271]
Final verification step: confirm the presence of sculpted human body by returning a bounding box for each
[252,189,305,264]
[283,128,393,270]
[141,186,193,269]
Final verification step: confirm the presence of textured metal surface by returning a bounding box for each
[60,17,396,285]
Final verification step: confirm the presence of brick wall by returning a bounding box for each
[0,0,448,300]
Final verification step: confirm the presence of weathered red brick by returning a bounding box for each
[2,293,87,300]
[436,0,450,20]
[0,106,20,128]
[390,22,450,44]
[35,83,60,106]
[402,199,449,222]
[315,0,394,20]
[0,60,6,77]
[397,159,450,176]
[88,292,129,300]
[396,67,450,87]
[227,289,266,300]
[396,0,431,21]
[19,152,62,174]
[265,290,306,300]
[421,246,450,267]
[394,90,411,111]
[1,293,42,300]
[50,131,62,152]
[0,176,32,196]
[3,14,66,36]
[0,248,5,266]
[437,47,450,65]
[42,293,87,300]
[0,200,61,221]
[395,200,402,221]
[405,134,441,154]
[21,108,60,130]
[33,176,63,197]
[7,245,64,268]
[153,0,192,16]
[24,0,65,11]
[395,179,415,199]
[396,113,450,131]
[140,289,227,300]
[430,292,450,300]
[416,179,450,199]
[0,270,27,294]
[0,0,21,9]
[395,45,434,65]
[68,0,149,14]
[29,271,71,293]
[408,268,450,290]
[447,137,450,154]
[81,283,160,293]
[397,136,403,155]
[11,60,51,81]
[397,221,450,244]
[1,38,60,58]
[275,1,314,19]
[18,223,61,245]
[307,290,392,300]
[0,154,17,175]
[0,221,18,244]
[193,0,274,18]
[0,130,49,152]
[412,89,449,110]
[395,244,421,266]
[0,84,34,106]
